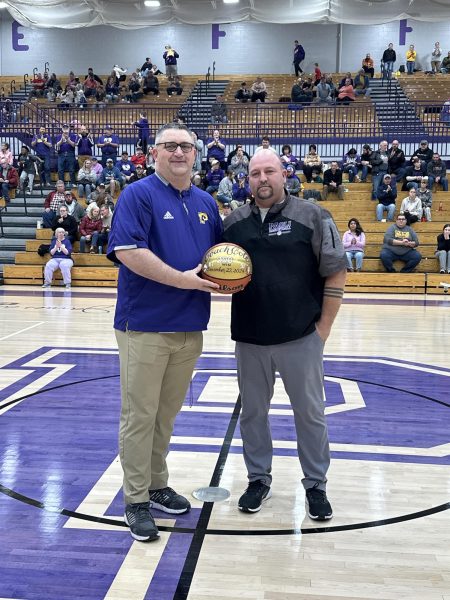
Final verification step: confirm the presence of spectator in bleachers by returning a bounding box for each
[0,158,18,207]
[99,158,124,195]
[140,57,153,76]
[28,72,45,100]
[313,63,322,85]
[339,72,354,87]
[163,45,180,78]
[427,152,448,191]
[126,72,143,102]
[230,146,249,177]
[74,84,88,108]
[314,76,333,104]
[337,78,355,104]
[280,144,299,170]
[354,70,371,97]
[285,164,301,196]
[116,151,136,185]
[221,203,232,219]
[66,71,78,91]
[227,143,250,167]
[131,147,146,169]
[206,130,226,169]
[56,124,77,187]
[406,44,417,75]
[388,140,406,184]
[343,218,365,272]
[360,144,373,183]
[216,169,235,205]
[56,85,74,109]
[42,227,73,290]
[105,76,120,103]
[31,127,52,185]
[303,144,322,183]
[90,156,103,179]
[380,214,421,273]
[97,204,113,254]
[231,172,251,208]
[400,188,422,224]
[79,204,103,253]
[88,182,114,209]
[77,159,98,199]
[134,112,150,153]
[145,147,155,174]
[42,181,67,228]
[45,72,61,94]
[405,157,427,190]
[17,145,42,195]
[301,75,314,95]
[376,173,397,221]
[129,164,147,183]
[250,77,267,102]
[322,161,344,200]
[0,142,13,165]
[291,77,308,103]
[76,125,95,167]
[83,73,98,98]
[51,204,78,243]
[166,76,183,96]
[97,125,120,167]
[431,42,442,73]
[260,136,271,150]
[205,160,225,195]
[341,148,361,183]
[293,40,305,76]
[112,64,128,84]
[211,95,228,124]
[63,189,85,223]
[325,75,337,99]
[84,67,103,86]
[417,178,433,221]
[370,140,389,199]
[235,82,251,103]
[362,54,374,78]
[191,172,204,190]
[382,43,396,79]
[143,72,160,96]
[95,85,106,109]
[440,52,450,73]
[192,131,204,173]
[412,140,434,164]
[436,224,450,273]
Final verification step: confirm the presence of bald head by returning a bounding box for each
[248,149,287,207]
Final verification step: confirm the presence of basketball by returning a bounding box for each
[201,243,252,294]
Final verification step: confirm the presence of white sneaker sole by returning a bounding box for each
[238,487,272,513]
[149,500,190,514]
[306,500,333,521]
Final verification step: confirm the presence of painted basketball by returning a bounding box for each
[201,243,252,294]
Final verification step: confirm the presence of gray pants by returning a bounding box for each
[436,250,450,272]
[236,330,330,492]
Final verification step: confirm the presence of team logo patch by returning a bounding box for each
[268,220,292,236]
[198,212,208,224]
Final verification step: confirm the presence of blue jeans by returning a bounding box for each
[407,61,415,74]
[205,185,219,195]
[428,175,448,191]
[376,203,396,221]
[380,248,422,272]
[346,251,364,271]
[42,209,56,228]
[343,165,358,182]
[371,172,386,199]
[382,61,394,79]
[77,183,93,198]
[1,182,12,202]
[58,153,76,185]
[80,232,99,253]
[360,164,369,182]
[216,192,232,204]
[37,153,51,185]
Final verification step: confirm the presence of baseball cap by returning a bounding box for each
[136,164,144,169]
[286,164,295,171]
[420,139,428,144]
[106,158,113,163]
[211,159,219,166]
[98,183,106,187]
[237,172,246,179]
[383,174,391,178]
[105,124,112,130]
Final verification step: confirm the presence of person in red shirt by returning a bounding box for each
[28,73,45,100]
[0,158,18,206]
[131,147,146,168]
[314,63,322,85]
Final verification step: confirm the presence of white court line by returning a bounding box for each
[0,322,45,341]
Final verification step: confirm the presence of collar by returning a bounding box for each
[155,171,192,195]
[251,192,290,216]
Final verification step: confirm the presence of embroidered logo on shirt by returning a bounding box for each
[268,221,292,236]
[198,212,208,224]
[163,211,174,220]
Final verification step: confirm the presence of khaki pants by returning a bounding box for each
[115,330,203,504]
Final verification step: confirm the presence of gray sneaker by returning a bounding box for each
[149,487,191,514]
[124,502,160,542]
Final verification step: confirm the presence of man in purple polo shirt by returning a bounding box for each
[55,124,77,187]
[107,122,222,542]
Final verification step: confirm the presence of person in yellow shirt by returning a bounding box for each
[406,44,417,75]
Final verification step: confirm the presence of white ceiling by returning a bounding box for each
[4,0,450,28]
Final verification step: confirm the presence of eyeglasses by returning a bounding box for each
[397,217,406,220]
[155,142,195,153]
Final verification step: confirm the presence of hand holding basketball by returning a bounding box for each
[201,243,252,294]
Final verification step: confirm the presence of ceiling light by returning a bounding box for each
[144,1,160,6]
[223,0,239,4]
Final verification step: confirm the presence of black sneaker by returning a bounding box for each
[305,485,333,521]
[238,480,272,513]
[149,487,191,514]
[124,502,160,542]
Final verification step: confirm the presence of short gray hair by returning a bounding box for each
[155,122,194,144]
[54,227,66,235]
